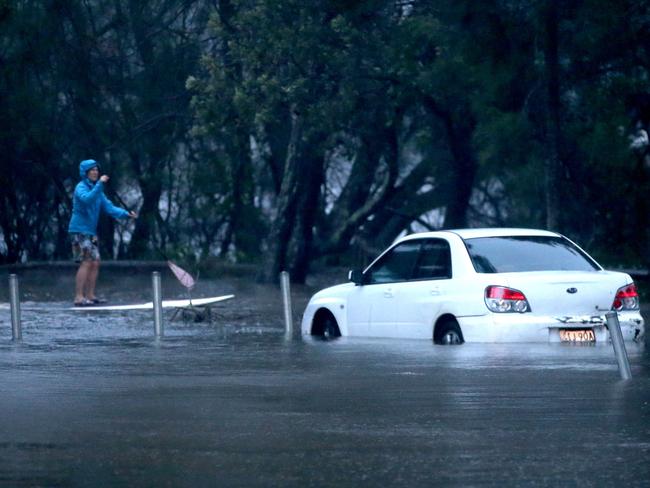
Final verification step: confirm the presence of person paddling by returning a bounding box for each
[68,159,137,306]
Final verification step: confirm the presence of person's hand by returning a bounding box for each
[128,211,138,219]
[100,175,110,183]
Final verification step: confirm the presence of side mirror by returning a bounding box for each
[348,269,364,286]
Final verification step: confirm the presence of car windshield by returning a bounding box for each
[464,236,600,273]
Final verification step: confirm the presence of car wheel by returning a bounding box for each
[435,318,464,345]
[313,310,341,339]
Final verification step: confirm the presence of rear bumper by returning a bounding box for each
[458,311,645,343]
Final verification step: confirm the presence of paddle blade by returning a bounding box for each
[167,261,196,290]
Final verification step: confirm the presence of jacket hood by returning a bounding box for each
[79,159,99,179]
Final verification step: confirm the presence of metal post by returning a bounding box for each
[152,271,164,337]
[280,271,293,337]
[9,274,22,341]
[606,311,631,380]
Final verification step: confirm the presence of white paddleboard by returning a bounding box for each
[68,294,234,311]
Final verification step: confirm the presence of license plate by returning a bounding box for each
[559,329,595,342]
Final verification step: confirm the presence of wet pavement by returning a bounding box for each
[0,267,649,487]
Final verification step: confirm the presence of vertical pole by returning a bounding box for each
[9,274,22,341]
[606,311,631,380]
[280,271,293,338]
[152,271,163,337]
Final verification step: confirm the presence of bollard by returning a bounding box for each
[9,274,22,341]
[152,271,164,337]
[606,311,631,380]
[280,271,293,337]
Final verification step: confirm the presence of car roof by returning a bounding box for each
[399,228,561,242]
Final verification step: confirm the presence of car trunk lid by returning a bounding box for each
[499,270,628,316]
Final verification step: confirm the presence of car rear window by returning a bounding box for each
[464,236,600,273]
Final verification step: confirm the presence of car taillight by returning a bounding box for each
[612,283,639,311]
[485,285,531,313]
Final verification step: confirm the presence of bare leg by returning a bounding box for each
[75,261,92,303]
[85,260,101,300]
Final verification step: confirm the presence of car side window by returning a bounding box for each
[412,239,452,280]
[366,241,420,284]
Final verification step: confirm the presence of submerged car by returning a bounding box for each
[301,228,645,344]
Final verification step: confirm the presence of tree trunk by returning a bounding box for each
[319,123,400,256]
[288,155,325,283]
[543,1,563,232]
[325,134,376,227]
[219,124,257,258]
[217,0,257,258]
[258,108,303,283]
[423,97,477,229]
[442,116,478,229]
[265,107,292,194]
[127,165,163,258]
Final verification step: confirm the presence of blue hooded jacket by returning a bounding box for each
[68,159,129,236]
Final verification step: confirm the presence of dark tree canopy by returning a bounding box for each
[1,0,649,281]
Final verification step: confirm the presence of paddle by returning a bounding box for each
[109,188,199,301]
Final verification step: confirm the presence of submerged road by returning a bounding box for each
[0,268,649,486]
[0,314,649,486]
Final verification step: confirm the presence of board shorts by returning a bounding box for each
[70,233,100,262]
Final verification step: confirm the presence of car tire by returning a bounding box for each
[435,318,464,345]
[312,310,341,339]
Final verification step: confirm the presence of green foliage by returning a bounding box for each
[0,0,648,274]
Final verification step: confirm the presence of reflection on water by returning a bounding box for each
[0,292,649,486]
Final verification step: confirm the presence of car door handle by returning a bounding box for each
[430,287,440,296]
[384,290,393,298]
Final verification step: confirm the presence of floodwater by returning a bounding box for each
[0,267,649,487]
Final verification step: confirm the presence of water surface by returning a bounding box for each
[0,271,648,486]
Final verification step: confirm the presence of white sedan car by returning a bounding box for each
[301,228,645,344]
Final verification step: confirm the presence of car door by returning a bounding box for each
[351,241,420,337]
[395,239,453,337]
